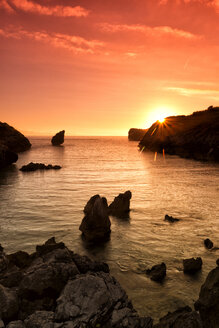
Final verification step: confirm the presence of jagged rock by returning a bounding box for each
[146,262,166,282]
[204,238,213,249]
[51,131,65,146]
[24,311,54,328]
[154,306,202,328]
[183,257,202,274]
[79,195,111,242]
[0,122,31,153]
[20,163,61,172]
[0,284,19,323]
[7,251,30,269]
[164,215,179,223]
[71,253,109,274]
[108,191,132,217]
[194,266,219,328]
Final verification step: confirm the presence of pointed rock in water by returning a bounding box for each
[79,195,111,242]
[51,130,65,146]
[183,257,202,274]
[146,262,166,282]
[204,238,214,249]
[164,214,179,223]
[109,190,132,217]
[194,266,219,328]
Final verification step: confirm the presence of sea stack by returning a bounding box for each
[79,195,111,242]
[51,130,65,146]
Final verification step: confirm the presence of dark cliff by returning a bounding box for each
[139,106,219,162]
[128,128,148,141]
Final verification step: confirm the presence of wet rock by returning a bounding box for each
[24,311,54,328]
[154,306,202,328]
[71,253,109,274]
[164,214,179,223]
[109,191,132,217]
[183,257,202,274]
[0,246,8,275]
[146,262,166,282]
[79,195,111,242]
[204,238,213,249]
[20,163,61,172]
[194,266,219,328]
[0,122,31,153]
[0,284,19,323]
[7,251,31,269]
[51,131,65,146]
[6,321,25,328]
[35,237,65,257]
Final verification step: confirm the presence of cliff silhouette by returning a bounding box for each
[139,106,219,162]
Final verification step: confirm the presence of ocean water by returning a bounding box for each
[0,136,218,321]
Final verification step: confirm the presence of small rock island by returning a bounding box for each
[51,130,65,146]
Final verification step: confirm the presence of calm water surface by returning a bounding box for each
[0,136,218,321]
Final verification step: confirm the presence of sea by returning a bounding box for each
[0,136,218,321]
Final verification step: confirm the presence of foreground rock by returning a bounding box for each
[51,130,65,146]
[20,163,61,172]
[139,106,219,162]
[128,128,148,141]
[204,238,214,249]
[194,265,219,328]
[79,195,111,242]
[146,263,166,282]
[0,122,31,169]
[154,306,202,328]
[164,215,179,223]
[183,257,202,274]
[0,238,153,328]
[109,190,132,218]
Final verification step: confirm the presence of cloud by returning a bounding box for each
[165,86,219,100]
[0,27,104,54]
[159,0,219,13]
[2,0,89,17]
[100,23,201,40]
[0,0,14,12]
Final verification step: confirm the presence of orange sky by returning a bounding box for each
[0,0,219,135]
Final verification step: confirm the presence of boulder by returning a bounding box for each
[0,284,19,323]
[183,257,202,274]
[7,251,30,269]
[51,131,65,146]
[108,190,132,217]
[194,266,219,328]
[0,146,18,169]
[154,306,202,328]
[204,238,213,249]
[24,311,54,328]
[164,215,179,223]
[146,262,166,282]
[0,122,31,153]
[6,321,25,328]
[20,163,61,172]
[217,258,219,266]
[0,246,8,275]
[79,195,111,242]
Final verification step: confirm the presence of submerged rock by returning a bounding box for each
[79,195,111,242]
[204,238,214,249]
[20,163,61,172]
[194,266,219,328]
[146,262,166,282]
[183,257,202,274]
[109,190,132,217]
[164,215,179,223]
[0,238,153,328]
[51,130,65,146]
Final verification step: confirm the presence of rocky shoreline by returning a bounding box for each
[0,237,218,328]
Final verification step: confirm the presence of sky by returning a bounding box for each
[0,0,219,136]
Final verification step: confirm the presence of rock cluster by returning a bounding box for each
[79,195,111,243]
[20,163,61,172]
[0,238,153,328]
[0,122,31,169]
[51,131,65,146]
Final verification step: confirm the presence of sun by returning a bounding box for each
[143,106,175,128]
[157,115,166,124]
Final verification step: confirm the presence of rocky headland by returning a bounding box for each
[128,129,148,141]
[138,106,219,162]
[0,237,218,328]
[0,122,31,169]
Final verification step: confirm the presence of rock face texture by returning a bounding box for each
[0,122,31,169]
[183,257,202,274]
[51,130,65,146]
[20,163,61,172]
[194,266,219,328]
[128,128,148,141]
[139,106,219,162]
[0,238,153,328]
[109,191,132,218]
[79,195,111,242]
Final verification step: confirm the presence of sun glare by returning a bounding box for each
[143,106,176,128]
